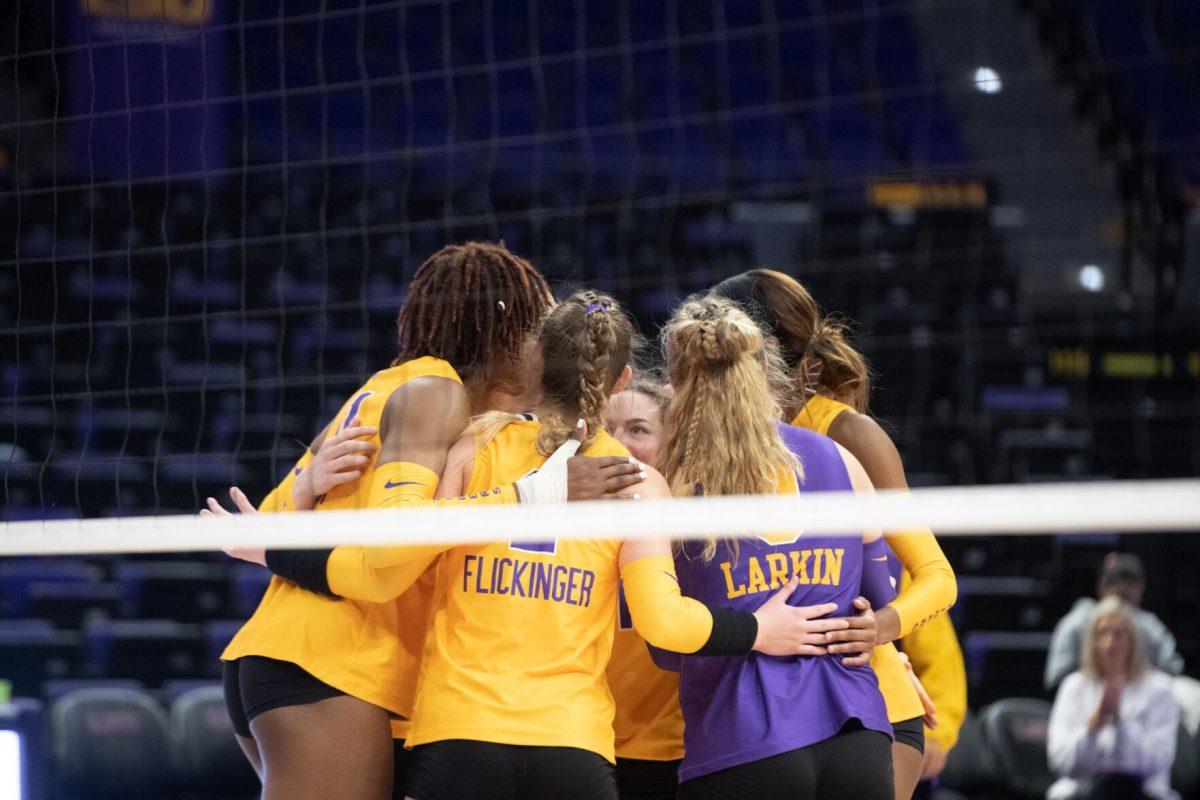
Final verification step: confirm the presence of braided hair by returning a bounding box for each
[535,290,636,456]
[657,295,799,562]
[394,242,553,385]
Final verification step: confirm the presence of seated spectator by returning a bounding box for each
[1045,553,1183,692]
[1047,597,1179,800]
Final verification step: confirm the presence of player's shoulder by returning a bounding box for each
[373,356,463,389]
[382,373,468,409]
[826,410,906,485]
[584,427,632,459]
[639,465,671,497]
[378,374,471,437]
[827,407,891,450]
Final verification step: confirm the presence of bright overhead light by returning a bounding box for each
[1079,264,1105,293]
[973,67,1002,94]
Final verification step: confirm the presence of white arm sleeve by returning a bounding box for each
[513,435,582,505]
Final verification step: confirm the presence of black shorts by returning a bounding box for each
[615,757,680,800]
[393,740,414,800]
[676,722,893,800]
[892,715,925,755]
[408,739,617,800]
[222,656,346,738]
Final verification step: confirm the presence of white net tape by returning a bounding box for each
[1,479,1197,556]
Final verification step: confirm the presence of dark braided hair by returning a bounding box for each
[395,242,553,384]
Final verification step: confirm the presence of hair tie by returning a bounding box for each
[584,303,607,316]
[497,300,507,312]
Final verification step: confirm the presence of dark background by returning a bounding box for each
[1,0,1197,756]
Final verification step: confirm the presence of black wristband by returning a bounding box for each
[695,607,758,655]
[264,548,338,598]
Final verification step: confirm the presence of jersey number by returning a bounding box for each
[617,583,633,630]
[340,392,374,431]
[508,539,558,555]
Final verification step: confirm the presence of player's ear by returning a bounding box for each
[611,364,633,396]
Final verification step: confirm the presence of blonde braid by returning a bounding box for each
[659,295,800,562]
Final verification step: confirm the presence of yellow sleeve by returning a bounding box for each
[899,571,967,751]
[366,460,519,514]
[884,528,957,638]
[324,461,520,602]
[257,450,314,513]
[620,555,714,654]
[326,545,444,602]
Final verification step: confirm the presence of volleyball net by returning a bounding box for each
[5,1,1197,532]
[3,3,1200,776]
[1,480,1198,557]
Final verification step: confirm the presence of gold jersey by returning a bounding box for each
[406,418,631,762]
[222,356,461,738]
[607,616,684,761]
[792,394,937,724]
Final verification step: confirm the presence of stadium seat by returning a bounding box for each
[116,560,230,622]
[938,712,997,797]
[979,698,1054,800]
[0,559,101,616]
[42,679,146,702]
[1172,724,1200,798]
[928,790,971,800]
[171,685,259,798]
[955,576,1053,632]
[85,619,204,686]
[0,626,81,697]
[49,687,173,799]
[25,580,126,627]
[963,632,1052,706]
[0,618,55,635]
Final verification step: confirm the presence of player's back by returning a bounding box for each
[407,416,629,761]
[669,424,891,782]
[223,356,461,726]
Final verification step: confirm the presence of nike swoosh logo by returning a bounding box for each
[385,480,422,489]
[873,557,889,562]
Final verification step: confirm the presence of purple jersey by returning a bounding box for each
[667,424,892,782]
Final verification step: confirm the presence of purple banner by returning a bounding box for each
[69,0,226,180]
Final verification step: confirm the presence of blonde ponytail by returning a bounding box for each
[658,296,800,562]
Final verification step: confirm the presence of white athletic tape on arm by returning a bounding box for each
[0,479,1197,556]
[513,434,582,505]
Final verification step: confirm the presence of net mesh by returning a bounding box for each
[1,0,1199,743]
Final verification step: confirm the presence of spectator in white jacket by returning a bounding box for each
[1047,596,1180,800]
[1045,553,1183,693]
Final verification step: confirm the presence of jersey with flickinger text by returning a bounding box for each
[405,418,632,762]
